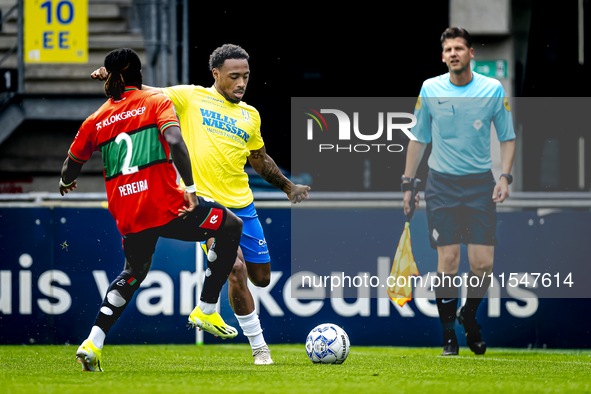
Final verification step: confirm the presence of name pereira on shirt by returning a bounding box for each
[118,179,148,197]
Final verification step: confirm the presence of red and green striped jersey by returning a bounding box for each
[68,87,184,235]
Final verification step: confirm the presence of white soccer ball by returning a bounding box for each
[305,323,350,364]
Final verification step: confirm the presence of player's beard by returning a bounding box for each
[448,61,469,75]
[220,87,242,104]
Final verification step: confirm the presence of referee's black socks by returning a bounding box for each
[435,272,459,333]
[462,270,492,323]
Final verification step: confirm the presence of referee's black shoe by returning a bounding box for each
[457,307,486,355]
[441,330,459,356]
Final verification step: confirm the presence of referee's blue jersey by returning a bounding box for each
[412,72,516,176]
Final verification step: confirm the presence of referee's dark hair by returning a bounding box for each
[440,27,473,49]
[103,48,142,100]
[209,44,250,71]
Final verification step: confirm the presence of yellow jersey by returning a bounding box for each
[161,84,264,208]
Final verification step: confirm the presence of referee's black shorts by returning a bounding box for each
[424,168,498,249]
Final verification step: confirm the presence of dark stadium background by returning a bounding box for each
[185,3,452,176]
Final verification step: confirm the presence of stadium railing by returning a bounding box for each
[1,191,590,209]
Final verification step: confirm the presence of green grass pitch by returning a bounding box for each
[1,344,590,393]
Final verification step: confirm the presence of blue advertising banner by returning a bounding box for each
[1,206,590,348]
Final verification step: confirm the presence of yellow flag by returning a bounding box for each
[387,222,419,306]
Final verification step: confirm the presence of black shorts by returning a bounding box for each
[122,196,229,265]
[424,169,498,249]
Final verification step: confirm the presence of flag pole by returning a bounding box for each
[406,178,421,222]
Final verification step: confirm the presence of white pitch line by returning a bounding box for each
[444,355,591,366]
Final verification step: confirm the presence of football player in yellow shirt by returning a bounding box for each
[92,44,310,365]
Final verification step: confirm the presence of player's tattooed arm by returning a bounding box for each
[248,146,310,204]
[249,146,287,190]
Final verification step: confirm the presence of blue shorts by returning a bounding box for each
[230,202,270,264]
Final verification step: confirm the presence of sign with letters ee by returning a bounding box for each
[24,0,88,63]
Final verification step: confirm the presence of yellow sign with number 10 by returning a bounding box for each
[24,0,87,63]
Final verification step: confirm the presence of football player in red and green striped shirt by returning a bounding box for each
[60,49,243,372]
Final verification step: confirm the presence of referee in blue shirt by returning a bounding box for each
[402,27,516,356]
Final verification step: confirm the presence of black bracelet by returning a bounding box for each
[401,182,413,193]
[500,173,513,185]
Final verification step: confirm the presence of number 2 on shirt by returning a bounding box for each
[115,133,139,175]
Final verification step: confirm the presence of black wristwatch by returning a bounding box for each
[500,173,513,185]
